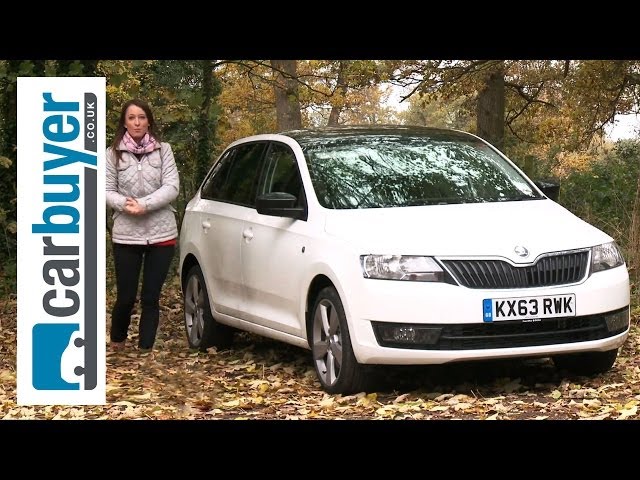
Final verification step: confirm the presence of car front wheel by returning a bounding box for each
[552,349,618,375]
[311,286,367,394]
[183,265,233,351]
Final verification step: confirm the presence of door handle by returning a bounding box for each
[201,220,211,233]
[242,228,254,240]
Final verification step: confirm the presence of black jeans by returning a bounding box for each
[110,242,175,349]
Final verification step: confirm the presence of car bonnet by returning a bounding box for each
[322,199,611,264]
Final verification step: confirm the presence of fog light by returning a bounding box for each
[605,307,629,333]
[392,326,417,342]
[376,323,442,346]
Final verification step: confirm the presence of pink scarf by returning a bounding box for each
[122,131,157,154]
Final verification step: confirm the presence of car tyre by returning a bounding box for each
[311,286,367,394]
[552,348,618,375]
[183,265,233,351]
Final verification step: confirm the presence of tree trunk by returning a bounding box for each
[328,61,348,126]
[271,60,302,131]
[195,60,219,183]
[476,62,505,150]
[629,174,640,286]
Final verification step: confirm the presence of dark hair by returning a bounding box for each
[110,99,162,164]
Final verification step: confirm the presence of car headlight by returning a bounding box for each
[591,242,625,273]
[360,255,444,282]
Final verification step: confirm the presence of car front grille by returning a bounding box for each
[441,250,589,289]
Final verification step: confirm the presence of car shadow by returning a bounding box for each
[231,332,585,396]
[367,357,565,395]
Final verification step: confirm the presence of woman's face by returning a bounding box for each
[124,105,149,142]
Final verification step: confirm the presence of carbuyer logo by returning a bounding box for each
[17,77,105,405]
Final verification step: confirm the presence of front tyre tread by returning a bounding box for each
[183,265,233,352]
[310,286,368,394]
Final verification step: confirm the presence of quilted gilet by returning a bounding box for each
[106,141,179,245]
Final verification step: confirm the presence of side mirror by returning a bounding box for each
[256,192,307,220]
[534,180,560,202]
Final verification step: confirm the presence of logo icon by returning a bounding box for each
[514,246,529,258]
[17,78,106,405]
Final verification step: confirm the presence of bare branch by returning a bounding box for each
[505,81,556,109]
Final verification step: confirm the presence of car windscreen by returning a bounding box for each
[301,133,542,209]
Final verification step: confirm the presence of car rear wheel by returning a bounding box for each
[311,286,367,394]
[552,348,618,375]
[183,265,233,351]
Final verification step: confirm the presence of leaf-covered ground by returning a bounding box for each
[2,279,639,420]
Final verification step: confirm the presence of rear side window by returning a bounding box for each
[201,142,266,206]
[201,149,235,200]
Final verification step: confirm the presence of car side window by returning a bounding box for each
[201,149,235,200]
[260,142,306,207]
[201,142,266,206]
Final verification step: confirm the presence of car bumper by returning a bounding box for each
[346,265,630,364]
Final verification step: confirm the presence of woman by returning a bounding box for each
[106,99,179,351]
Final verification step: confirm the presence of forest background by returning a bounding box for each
[0,59,638,305]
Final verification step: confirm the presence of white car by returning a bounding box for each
[179,126,630,394]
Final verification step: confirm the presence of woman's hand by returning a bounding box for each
[124,197,146,215]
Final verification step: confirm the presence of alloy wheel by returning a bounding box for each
[184,273,205,348]
[313,298,343,387]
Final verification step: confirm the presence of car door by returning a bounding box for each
[240,142,310,337]
[196,142,266,318]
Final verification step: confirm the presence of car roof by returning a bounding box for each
[279,125,477,146]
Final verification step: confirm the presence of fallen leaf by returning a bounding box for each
[617,405,638,420]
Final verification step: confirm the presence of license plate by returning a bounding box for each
[482,294,576,322]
